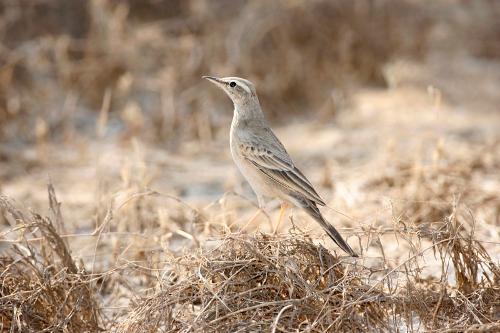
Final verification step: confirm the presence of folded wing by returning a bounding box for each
[239,137,326,206]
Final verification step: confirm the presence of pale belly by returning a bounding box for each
[230,138,277,199]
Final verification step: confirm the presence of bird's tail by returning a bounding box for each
[293,196,358,257]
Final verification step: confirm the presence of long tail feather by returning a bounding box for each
[292,196,357,257]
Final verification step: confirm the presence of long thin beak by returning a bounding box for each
[202,75,225,85]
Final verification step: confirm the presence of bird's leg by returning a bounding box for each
[244,196,269,230]
[273,202,290,235]
[245,209,261,229]
[257,196,274,231]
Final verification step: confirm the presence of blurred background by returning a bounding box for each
[1,0,499,261]
[1,0,499,144]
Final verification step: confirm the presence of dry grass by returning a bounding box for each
[366,140,500,225]
[118,234,385,332]
[1,182,498,332]
[0,194,101,332]
[115,201,499,332]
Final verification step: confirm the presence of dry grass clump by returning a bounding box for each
[0,195,101,332]
[117,216,499,332]
[118,234,387,332]
[402,215,500,331]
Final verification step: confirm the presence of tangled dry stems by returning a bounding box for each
[0,195,101,332]
[122,236,387,332]
[118,229,499,333]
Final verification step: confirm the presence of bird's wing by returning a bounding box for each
[238,129,326,206]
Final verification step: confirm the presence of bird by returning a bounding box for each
[203,76,357,257]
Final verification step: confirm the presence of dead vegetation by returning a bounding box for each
[366,139,500,225]
[1,183,498,332]
[116,203,499,332]
[0,195,101,332]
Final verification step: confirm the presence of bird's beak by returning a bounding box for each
[202,75,226,88]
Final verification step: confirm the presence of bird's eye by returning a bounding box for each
[229,81,236,88]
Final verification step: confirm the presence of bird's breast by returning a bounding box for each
[229,127,276,198]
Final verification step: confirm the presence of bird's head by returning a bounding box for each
[203,76,259,109]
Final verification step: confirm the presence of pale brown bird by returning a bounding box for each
[204,76,357,257]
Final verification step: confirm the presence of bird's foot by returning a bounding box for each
[242,207,272,231]
[273,202,290,235]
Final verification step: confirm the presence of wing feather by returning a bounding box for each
[239,142,326,206]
